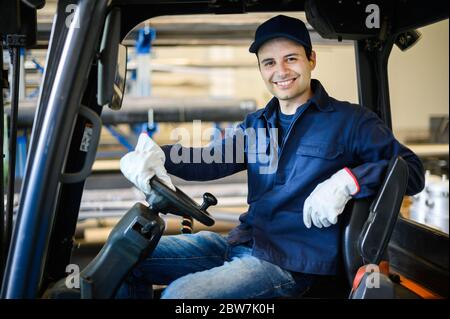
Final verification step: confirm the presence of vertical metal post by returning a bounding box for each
[1,0,107,298]
[5,46,20,263]
[0,42,4,284]
[354,37,395,130]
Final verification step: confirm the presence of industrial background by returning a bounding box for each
[0,0,448,300]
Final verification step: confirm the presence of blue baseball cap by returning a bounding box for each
[249,15,312,54]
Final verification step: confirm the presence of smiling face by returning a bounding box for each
[257,37,316,113]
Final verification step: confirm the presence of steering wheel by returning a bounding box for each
[145,176,216,227]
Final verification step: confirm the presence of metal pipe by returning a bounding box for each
[11,101,257,128]
[5,46,20,269]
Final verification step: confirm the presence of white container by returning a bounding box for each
[425,175,449,234]
[409,171,441,224]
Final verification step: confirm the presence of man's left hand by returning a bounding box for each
[303,168,359,229]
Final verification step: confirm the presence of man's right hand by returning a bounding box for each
[120,133,176,194]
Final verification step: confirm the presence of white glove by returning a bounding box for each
[120,133,176,194]
[303,168,359,229]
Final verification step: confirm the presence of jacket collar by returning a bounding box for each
[258,79,334,122]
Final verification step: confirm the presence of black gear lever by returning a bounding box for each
[199,193,218,213]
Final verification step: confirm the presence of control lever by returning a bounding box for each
[199,192,218,213]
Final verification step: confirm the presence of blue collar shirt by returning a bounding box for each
[162,79,424,275]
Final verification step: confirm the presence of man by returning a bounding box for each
[117,15,424,299]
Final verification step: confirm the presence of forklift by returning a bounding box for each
[0,0,448,299]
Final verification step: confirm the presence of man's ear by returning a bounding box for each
[309,50,317,70]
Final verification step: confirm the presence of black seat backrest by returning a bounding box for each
[341,156,409,286]
[341,199,372,287]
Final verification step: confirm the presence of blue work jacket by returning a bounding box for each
[162,79,424,275]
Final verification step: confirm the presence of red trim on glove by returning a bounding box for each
[344,167,360,195]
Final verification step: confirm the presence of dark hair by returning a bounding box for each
[256,42,313,64]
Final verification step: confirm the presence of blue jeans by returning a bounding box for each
[116,231,314,299]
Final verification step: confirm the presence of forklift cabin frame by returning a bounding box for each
[1,0,448,298]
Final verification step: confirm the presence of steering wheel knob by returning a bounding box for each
[200,192,218,211]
